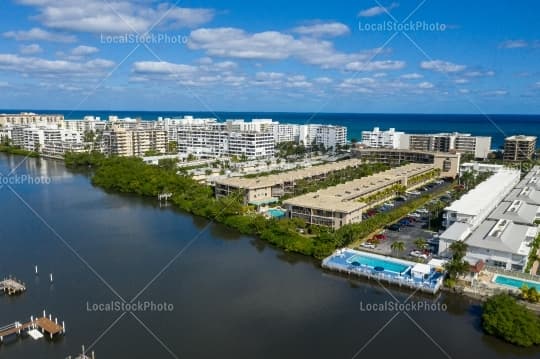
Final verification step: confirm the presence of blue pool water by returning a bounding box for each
[494,275,540,291]
[268,208,286,218]
[347,254,410,274]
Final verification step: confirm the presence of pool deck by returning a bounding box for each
[322,249,444,294]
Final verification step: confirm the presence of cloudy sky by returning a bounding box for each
[1,0,539,113]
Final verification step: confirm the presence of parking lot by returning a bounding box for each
[356,179,453,262]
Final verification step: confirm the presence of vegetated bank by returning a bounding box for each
[482,294,540,347]
[64,152,441,259]
[0,144,39,157]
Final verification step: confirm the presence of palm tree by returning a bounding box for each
[414,238,427,250]
[391,241,405,256]
[449,240,468,260]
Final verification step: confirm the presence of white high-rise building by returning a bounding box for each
[361,127,405,149]
[298,124,347,150]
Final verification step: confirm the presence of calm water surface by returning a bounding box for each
[0,154,538,358]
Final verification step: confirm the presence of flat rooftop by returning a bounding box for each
[505,135,537,141]
[466,219,537,255]
[356,148,460,158]
[444,170,520,216]
[283,163,435,213]
[215,159,364,189]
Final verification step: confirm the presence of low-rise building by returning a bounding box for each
[443,169,521,228]
[353,148,460,178]
[459,162,506,174]
[283,163,439,229]
[464,219,537,271]
[214,159,365,204]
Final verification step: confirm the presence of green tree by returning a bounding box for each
[482,294,540,347]
[414,238,427,250]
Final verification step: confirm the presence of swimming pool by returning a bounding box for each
[347,254,410,274]
[267,208,286,218]
[493,275,540,291]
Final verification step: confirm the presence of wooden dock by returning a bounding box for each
[0,311,65,343]
[0,277,26,295]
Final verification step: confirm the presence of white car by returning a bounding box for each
[383,202,395,207]
[416,208,429,214]
[361,243,377,249]
[409,212,422,218]
[406,190,421,196]
[410,250,428,259]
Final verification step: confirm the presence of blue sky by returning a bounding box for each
[0,0,539,113]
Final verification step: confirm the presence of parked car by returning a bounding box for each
[410,250,428,259]
[383,202,395,207]
[409,212,422,218]
[406,190,421,196]
[416,208,429,214]
[373,234,387,241]
[387,224,401,231]
[361,243,377,249]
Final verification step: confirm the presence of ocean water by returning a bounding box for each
[2,110,540,149]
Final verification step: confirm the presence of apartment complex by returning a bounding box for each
[353,148,460,178]
[503,135,537,162]
[407,133,491,159]
[0,112,64,127]
[358,126,491,159]
[361,127,405,149]
[102,126,167,157]
[442,169,521,229]
[439,166,540,272]
[214,159,365,204]
[283,164,439,229]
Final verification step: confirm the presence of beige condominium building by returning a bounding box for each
[0,112,64,127]
[503,135,537,162]
[214,159,366,205]
[283,163,439,229]
[102,126,167,157]
[353,148,460,178]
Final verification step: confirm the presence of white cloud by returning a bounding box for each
[464,70,495,77]
[358,2,399,17]
[345,60,405,72]
[19,44,43,55]
[16,0,214,34]
[131,59,245,87]
[188,27,399,71]
[483,90,508,96]
[418,81,434,89]
[0,53,114,77]
[314,77,333,84]
[499,40,528,49]
[454,78,469,84]
[71,45,99,56]
[458,89,470,94]
[401,73,423,80]
[292,22,350,38]
[3,27,76,42]
[420,60,466,73]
